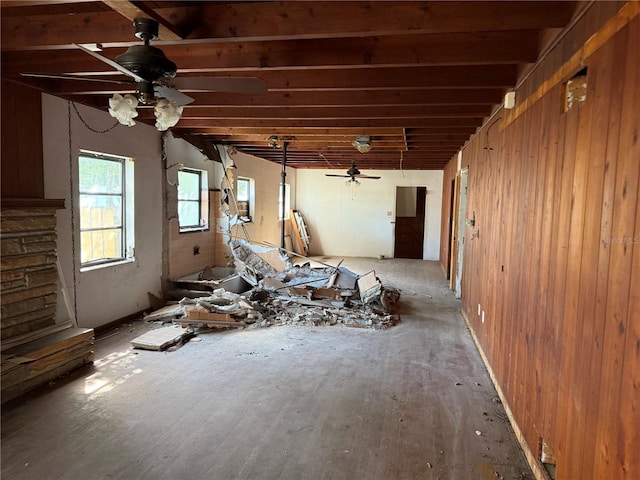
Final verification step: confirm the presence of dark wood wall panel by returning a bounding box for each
[440,15,639,480]
[1,79,44,199]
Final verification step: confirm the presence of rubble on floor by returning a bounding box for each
[147,240,400,332]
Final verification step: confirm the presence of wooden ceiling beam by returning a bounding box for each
[179,89,504,107]
[100,1,183,40]
[1,31,538,76]
[145,105,491,121]
[171,118,483,129]
[1,2,575,49]
[190,2,576,40]
[64,88,504,106]
[11,65,519,93]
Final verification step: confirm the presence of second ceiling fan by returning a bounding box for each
[325,162,381,182]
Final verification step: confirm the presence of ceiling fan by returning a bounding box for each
[22,17,266,129]
[325,162,381,182]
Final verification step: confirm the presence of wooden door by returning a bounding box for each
[393,186,426,259]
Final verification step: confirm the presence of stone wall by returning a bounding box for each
[1,208,59,340]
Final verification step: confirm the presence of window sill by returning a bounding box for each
[80,258,135,273]
[179,226,210,234]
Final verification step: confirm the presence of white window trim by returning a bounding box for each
[178,168,209,233]
[237,176,255,223]
[78,150,135,272]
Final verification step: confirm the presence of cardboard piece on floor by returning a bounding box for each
[130,326,187,351]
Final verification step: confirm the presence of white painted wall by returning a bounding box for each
[42,95,163,329]
[295,169,443,260]
[224,149,297,246]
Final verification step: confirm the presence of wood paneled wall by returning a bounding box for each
[441,11,639,480]
[1,79,44,199]
[439,158,457,277]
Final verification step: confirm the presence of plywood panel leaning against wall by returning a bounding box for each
[440,6,639,480]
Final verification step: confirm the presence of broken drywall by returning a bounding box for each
[148,239,400,332]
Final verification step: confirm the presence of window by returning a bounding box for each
[237,177,254,222]
[278,183,290,220]
[178,168,209,232]
[78,151,134,269]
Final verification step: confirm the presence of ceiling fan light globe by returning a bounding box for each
[108,93,138,126]
[154,98,183,131]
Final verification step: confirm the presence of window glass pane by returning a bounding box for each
[178,171,200,200]
[79,194,122,228]
[80,229,122,264]
[79,157,122,194]
[78,151,132,268]
[179,200,200,227]
[237,179,249,201]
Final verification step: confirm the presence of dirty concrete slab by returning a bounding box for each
[0,258,533,480]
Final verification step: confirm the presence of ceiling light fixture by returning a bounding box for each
[108,93,139,126]
[268,135,281,148]
[108,93,183,131]
[352,135,372,153]
[154,98,183,131]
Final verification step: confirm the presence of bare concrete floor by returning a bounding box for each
[2,258,533,480]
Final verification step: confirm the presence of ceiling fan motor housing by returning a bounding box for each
[115,18,177,82]
[347,164,361,176]
[115,45,177,81]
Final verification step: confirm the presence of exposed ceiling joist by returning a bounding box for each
[0,1,581,170]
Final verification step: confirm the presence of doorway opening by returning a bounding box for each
[393,186,426,259]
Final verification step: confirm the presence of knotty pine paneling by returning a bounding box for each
[441,15,639,480]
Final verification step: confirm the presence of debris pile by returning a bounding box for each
[145,239,400,332]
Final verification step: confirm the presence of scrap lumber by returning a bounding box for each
[289,209,307,255]
[180,306,245,329]
[1,327,94,403]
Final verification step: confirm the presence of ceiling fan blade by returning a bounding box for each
[170,76,267,94]
[21,72,134,85]
[355,175,381,179]
[325,174,351,178]
[75,43,145,83]
[154,85,195,106]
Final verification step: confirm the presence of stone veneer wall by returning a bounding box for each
[1,208,59,340]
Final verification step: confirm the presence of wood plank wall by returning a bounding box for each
[440,10,639,480]
[1,79,44,199]
[439,158,457,277]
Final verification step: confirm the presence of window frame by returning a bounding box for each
[78,150,135,270]
[177,168,209,233]
[236,176,255,223]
